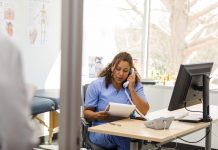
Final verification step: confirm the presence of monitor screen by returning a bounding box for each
[168,63,213,111]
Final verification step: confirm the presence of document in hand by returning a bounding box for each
[105,102,136,117]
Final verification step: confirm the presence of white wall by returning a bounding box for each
[143,85,218,149]
[13,0,61,89]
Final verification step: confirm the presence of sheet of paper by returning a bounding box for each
[105,102,136,117]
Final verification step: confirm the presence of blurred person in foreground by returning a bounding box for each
[0,30,38,150]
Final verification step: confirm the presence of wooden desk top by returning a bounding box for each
[88,105,218,143]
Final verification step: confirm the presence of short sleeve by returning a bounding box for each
[84,80,100,108]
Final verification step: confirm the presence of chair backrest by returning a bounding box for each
[81,84,89,118]
[81,84,91,147]
[81,84,116,150]
[83,84,89,102]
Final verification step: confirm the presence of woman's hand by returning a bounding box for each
[127,72,135,90]
[84,108,110,121]
[94,111,109,121]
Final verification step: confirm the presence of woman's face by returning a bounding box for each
[112,61,130,84]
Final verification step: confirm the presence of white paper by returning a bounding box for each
[105,102,136,117]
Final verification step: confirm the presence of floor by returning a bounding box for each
[33,134,58,150]
[33,143,218,150]
[33,144,58,150]
[33,138,218,150]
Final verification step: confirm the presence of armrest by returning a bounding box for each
[81,117,91,148]
[81,117,91,127]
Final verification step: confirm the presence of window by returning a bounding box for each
[83,0,218,88]
[83,0,146,83]
[148,0,218,87]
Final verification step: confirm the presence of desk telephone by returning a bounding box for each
[145,117,174,130]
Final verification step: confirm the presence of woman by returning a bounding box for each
[84,52,149,150]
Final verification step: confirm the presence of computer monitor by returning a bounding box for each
[168,62,213,121]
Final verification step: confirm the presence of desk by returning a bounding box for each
[89,104,218,150]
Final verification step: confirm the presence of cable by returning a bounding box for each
[184,103,203,113]
[124,89,147,120]
[184,104,212,120]
[178,127,211,143]
[182,104,212,144]
[163,120,211,149]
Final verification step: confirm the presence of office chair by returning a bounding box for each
[81,84,117,150]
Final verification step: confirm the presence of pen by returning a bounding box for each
[109,122,121,127]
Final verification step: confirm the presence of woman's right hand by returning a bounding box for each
[95,111,109,121]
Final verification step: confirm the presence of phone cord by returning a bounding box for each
[124,89,147,120]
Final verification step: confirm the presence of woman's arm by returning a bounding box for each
[84,107,109,122]
[127,73,150,115]
[84,81,109,121]
[128,88,150,115]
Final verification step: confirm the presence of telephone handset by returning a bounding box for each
[123,68,134,88]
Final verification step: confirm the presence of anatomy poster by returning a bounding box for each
[28,0,52,45]
[0,0,15,37]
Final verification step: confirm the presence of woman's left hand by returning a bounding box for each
[127,72,135,90]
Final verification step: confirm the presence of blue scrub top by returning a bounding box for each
[84,77,147,126]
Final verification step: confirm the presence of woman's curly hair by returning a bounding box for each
[98,52,140,88]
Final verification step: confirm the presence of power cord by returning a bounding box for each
[163,119,210,148]
[179,104,212,144]
[178,122,211,143]
[184,104,212,121]
[184,106,203,113]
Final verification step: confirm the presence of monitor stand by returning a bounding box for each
[202,74,212,122]
[179,74,212,123]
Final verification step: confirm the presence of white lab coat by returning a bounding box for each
[0,31,38,150]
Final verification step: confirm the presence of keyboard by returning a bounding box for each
[173,112,189,120]
[147,111,202,123]
[176,113,203,123]
[167,111,189,120]
[146,111,189,121]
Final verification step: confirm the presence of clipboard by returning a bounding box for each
[104,102,136,117]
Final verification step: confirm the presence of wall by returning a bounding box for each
[143,85,218,149]
[1,0,62,138]
[12,0,61,89]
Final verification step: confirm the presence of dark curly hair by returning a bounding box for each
[98,52,140,88]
